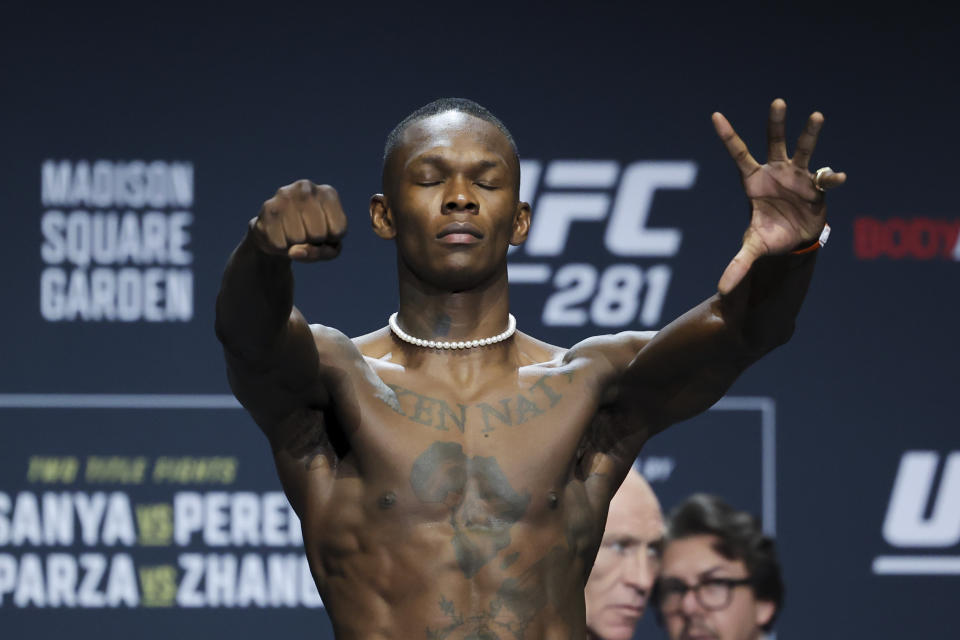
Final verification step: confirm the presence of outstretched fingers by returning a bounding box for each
[792,111,825,170]
[713,112,760,177]
[766,98,788,162]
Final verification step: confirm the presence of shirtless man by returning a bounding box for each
[215,97,844,639]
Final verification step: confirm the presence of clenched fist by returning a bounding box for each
[252,179,347,262]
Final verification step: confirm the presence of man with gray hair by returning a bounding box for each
[585,468,664,639]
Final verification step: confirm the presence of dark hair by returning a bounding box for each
[653,494,784,632]
[383,97,518,164]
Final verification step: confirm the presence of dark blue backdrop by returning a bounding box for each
[2,3,957,638]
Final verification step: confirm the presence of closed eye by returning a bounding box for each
[475,182,499,190]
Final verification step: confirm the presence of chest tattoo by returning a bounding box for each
[410,441,530,579]
[379,373,573,434]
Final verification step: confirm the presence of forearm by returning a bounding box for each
[214,221,295,363]
[605,255,814,442]
[619,247,817,393]
[718,247,818,358]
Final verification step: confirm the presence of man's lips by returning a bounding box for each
[612,603,645,617]
[437,222,483,244]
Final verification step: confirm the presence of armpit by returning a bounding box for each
[577,405,649,478]
[276,407,341,470]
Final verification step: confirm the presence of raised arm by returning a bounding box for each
[588,100,845,463]
[214,179,348,430]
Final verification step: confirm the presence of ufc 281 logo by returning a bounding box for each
[509,160,696,328]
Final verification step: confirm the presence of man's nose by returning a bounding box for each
[679,585,702,616]
[443,177,478,213]
[623,551,656,593]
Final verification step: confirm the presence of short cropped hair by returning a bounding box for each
[382,97,518,165]
[654,494,784,632]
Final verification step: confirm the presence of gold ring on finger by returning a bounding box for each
[814,167,832,192]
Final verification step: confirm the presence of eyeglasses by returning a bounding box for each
[657,576,753,613]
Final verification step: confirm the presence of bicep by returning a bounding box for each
[562,333,658,472]
[564,331,658,379]
[580,301,744,455]
[224,311,355,429]
[226,321,357,516]
[613,298,748,432]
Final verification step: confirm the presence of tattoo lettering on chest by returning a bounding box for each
[380,373,573,434]
[411,442,530,579]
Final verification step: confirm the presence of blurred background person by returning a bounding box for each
[654,494,783,640]
[585,468,664,640]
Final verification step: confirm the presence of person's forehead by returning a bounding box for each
[399,111,513,167]
[660,534,747,577]
[605,473,664,540]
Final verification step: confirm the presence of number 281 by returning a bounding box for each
[542,263,671,328]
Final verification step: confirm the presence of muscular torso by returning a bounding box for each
[218,101,811,637]
[245,327,641,640]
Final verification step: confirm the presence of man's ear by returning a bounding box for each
[510,201,531,246]
[755,599,775,630]
[370,194,396,239]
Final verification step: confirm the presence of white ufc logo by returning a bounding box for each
[517,160,696,257]
[508,159,696,329]
[882,451,960,548]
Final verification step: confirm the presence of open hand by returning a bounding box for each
[714,99,846,294]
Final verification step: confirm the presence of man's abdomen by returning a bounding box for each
[305,509,589,640]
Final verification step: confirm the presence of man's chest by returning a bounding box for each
[329,367,604,521]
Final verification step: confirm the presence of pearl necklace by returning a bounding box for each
[388,313,516,350]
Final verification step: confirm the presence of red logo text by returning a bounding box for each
[854,217,960,260]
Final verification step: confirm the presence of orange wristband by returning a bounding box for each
[790,223,830,255]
